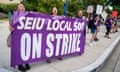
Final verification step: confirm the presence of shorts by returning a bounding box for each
[91,29,96,34]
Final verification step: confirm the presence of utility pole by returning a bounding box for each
[63,0,68,16]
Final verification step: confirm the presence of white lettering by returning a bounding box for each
[55,34,62,56]
[32,33,42,59]
[61,34,68,55]
[46,34,54,57]
[18,16,25,29]
[21,33,31,61]
[24,17,33,30]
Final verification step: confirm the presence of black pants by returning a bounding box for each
[106,27,111,35]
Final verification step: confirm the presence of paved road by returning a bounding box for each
[99,42,120,72]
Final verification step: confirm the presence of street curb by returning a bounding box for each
[72,34,120,72]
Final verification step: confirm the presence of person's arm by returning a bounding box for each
[9,18,14,32]
[94,20,98,26]
[8,11,14,32]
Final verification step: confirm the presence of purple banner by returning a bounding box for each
[11,11,86,67]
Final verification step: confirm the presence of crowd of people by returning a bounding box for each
[87,13,120,46]
[8,3,120,72]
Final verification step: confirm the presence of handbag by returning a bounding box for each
[7,33,11,47]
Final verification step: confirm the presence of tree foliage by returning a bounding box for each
[0,0,106,16]
[23,0,106,16]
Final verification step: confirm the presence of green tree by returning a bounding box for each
[22,0,106,16]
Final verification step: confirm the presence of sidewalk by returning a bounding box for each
[0,20,120,72]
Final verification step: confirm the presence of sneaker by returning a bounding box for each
[104,35,107,38]
[18,65,26,72]
[58,57,63,60]
[107,36,111,39]
[46,59,51,63]
[115,30,118,32]
[94,37,99,41]
[25,64,31,70]
[89,43,93,47]
[93,42,97,45]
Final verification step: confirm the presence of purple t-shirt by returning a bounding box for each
[105,18,112,28]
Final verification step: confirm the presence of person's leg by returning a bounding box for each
[94,28,99,41]
[90,34,95,43]
[93,30,97,45]
[90,29,96,46]
[119,22,120,27]
[105,26,109,37]
[111,24,115,33]
[115,24,118,32]
[107,27,111,39]
[87,28,90,33]
[90,29,94,43]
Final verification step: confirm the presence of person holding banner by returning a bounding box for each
[75,10,86,40]
[75,10,86,51]
[8,3,31,72]
[51,7,63,61]
[75,10,83,19]
[46,7,63,63]
[51,7,58,15]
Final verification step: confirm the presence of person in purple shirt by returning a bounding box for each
[46,7,63,63]
[8,3,31,72]
[104,15,113,39]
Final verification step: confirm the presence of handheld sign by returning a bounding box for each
[96,5,103,15]
[112,11,118,17]
[101,11,108,21]
[87,5,94,13]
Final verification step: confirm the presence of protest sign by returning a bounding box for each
[11,11,86,67]
[96,5,103,15]
[87,5,94,13]
[112,11,118,17]
[101,11,108,21]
